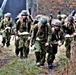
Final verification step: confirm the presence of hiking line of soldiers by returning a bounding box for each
[0,9,76,69]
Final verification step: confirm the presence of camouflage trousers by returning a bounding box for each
[65,38,72,59]
[15,35,30,58]
[2,31,11,47]
[47,44,58,65]
[34,40,46,65]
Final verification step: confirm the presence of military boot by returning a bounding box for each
[2,38,6,47]
[6,41,10,47]
[20,48,24,59]
[48,63,53,69]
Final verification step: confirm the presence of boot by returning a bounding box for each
[48,63,53,69]
[20,48,24,59]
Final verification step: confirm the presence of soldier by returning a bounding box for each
[45,21,64,69]
[15,10,32,58]
[61,14,67,25]
[31,16,51,67]
[30,15,44,37]
[0,12,14,47]
[64,16,75,59]
[30,19,39,33]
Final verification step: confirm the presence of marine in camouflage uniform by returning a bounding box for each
[0,13,14,47]
[64,16,75,59]
[46,21,64,69]
[31,16,51,67]
[15,10,32,58]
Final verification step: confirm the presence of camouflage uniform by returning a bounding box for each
[64,16,75,59]
[48,21,64,68]
[31,17,51,66]
[15,11,32,58]
[0,13,14,47]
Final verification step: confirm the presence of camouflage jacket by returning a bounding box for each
[31,23,51,44]
[0,18,14,30]
[64,23,75,35]
[16,17,32,36]
[50,27,64,45]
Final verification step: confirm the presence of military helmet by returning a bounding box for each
[40,16,47,25]
[35,14,43,21]
[5,13,11,17]
[21,10,28,16]
[57,15,62,20]
[54,21,61,27]
[68,16,74,22]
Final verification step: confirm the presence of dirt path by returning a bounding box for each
[38,44,68,75]
[0,35,68,75]
[0,46,15,68]
[0,35,16,68]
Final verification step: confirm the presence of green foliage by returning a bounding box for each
[0,57,42,75]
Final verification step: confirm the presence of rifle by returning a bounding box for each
[28,7,33,22]
[28,7,31,15]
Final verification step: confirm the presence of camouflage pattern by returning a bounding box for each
[15,15,32,58]
[64,23,75,59]
[31,22,51,66]
[34,40,46,65]
[0,17,14,47]
[47,26,64,68]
